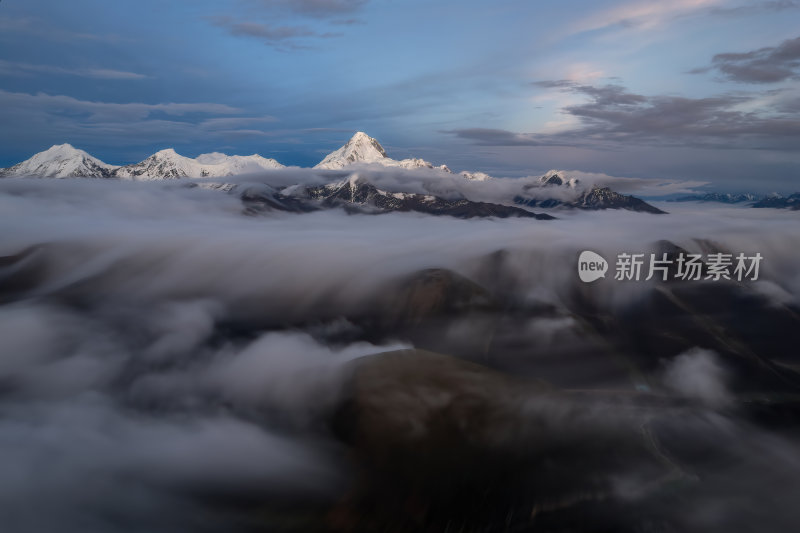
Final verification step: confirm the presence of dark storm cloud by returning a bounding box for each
[691,35,800,83]
[450,81,800,151]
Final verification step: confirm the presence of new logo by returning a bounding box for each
[578,251,608,283]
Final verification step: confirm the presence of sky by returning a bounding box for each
[0,0,798,192]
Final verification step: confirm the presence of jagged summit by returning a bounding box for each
[539,170,580,188]
[350,131,388,157]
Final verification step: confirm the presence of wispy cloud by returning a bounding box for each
[252,0,369,18]
[444,128,549,147]
[330,18,365,26]
[569,0,800,37]
[0,60,148,80]
[209,0,368,49]
[199,116,279,129]
[709,0,800,16]
[0,90,241,122]
[569,0,721,34]
[208,16,340,50]
[0,90,272,149]
[0,15,123,43]
[690,35,800,83]
[85,69,149,80]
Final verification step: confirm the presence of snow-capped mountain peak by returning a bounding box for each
[0,143,118,178]
[114,149,200,180]
[314,132,389,169]
[314,132,456,175]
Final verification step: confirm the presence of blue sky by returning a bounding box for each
[1,0,798,191]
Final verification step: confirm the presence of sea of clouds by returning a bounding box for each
[1,174,799,532]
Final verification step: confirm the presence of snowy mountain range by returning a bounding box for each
[0,144,283,180]
[0,132,492,181]
[113,149,283,180]
[0,132,668,216]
